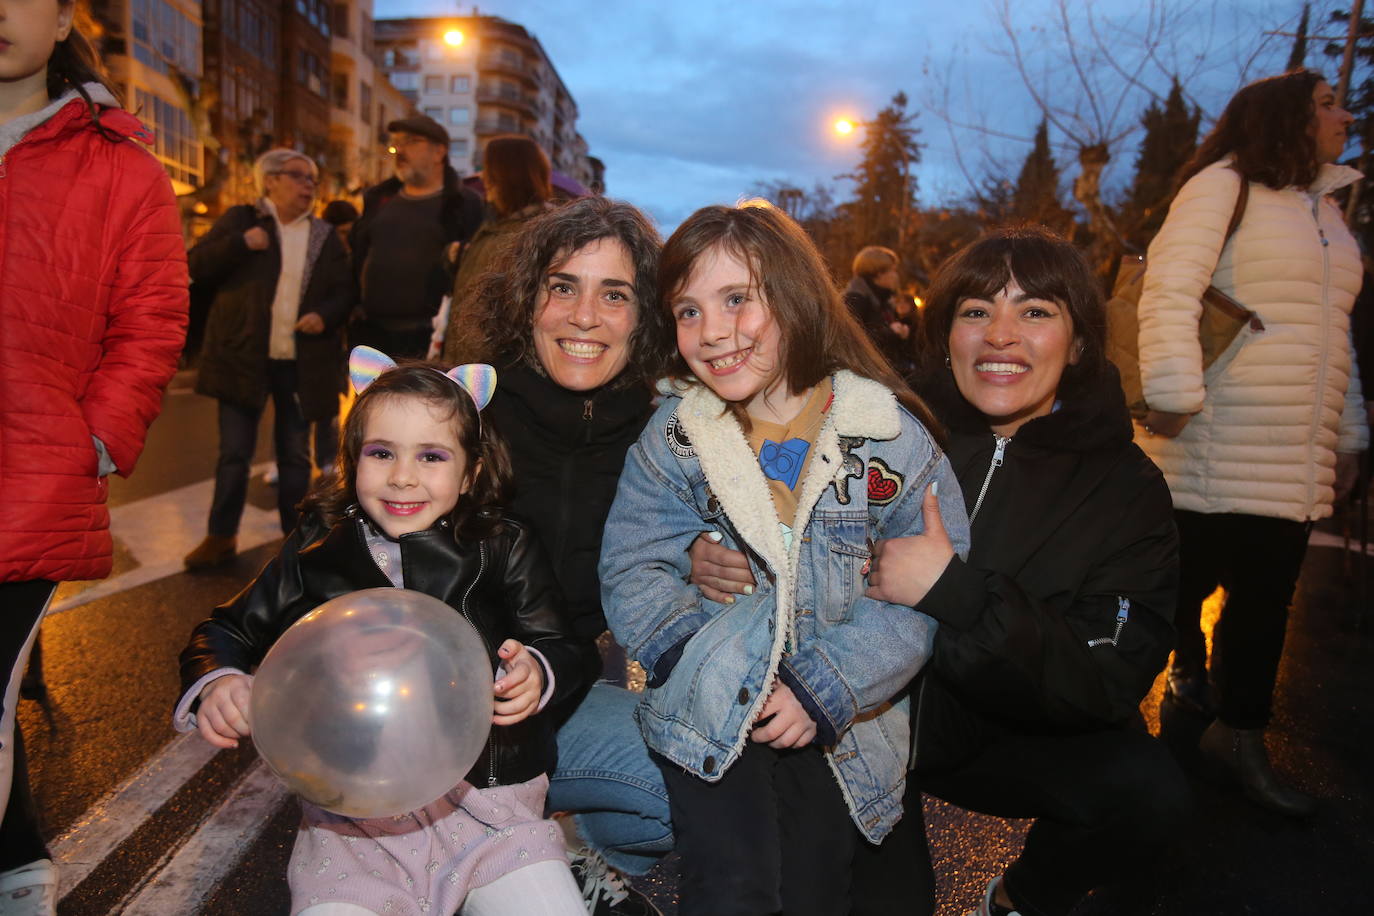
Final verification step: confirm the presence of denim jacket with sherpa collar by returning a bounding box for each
[600,370,971,842]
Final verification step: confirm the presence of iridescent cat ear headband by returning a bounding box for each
[348,346,496,413]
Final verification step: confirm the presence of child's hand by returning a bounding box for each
[492,640,543,727]
[750,682,816,749]
[197,674,253,749]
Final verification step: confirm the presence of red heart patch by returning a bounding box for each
[868,467,898,503]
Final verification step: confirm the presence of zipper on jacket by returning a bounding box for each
[457,542,498,786]
[968,436,1009,525]
[1088,597,1131,648]
[583,398,593,422]
[1305,196,1333,517]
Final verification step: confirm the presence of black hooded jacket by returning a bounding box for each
[913,365,1178,737]
[485,361,655,661]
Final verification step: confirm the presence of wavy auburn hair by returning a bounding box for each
[1179,69,1326,190]
[51,3,124,117]
[302,363,512,540]
[658,201,940,437]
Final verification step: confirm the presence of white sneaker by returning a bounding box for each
[967,876,1023,916]
[566,846,663,916]
[0,859,56,916]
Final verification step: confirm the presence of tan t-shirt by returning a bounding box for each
[745,378,834,549]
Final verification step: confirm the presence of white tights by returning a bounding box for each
[295,858,585,916]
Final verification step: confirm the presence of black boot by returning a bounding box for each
[1163,657,1214,718]
[1198,720,1316,818]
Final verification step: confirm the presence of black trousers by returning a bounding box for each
[852,681,1190,916]
[0,581,54,872]
[347,317,432,362]
[655,743,859,916]
[1173,510,1310,729]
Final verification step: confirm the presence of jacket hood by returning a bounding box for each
[0,83,137,156]
[918,361,1134,454]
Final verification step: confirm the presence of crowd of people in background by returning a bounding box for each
[0,7,1369,914]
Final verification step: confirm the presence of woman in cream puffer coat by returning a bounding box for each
[1137,69,1367,818]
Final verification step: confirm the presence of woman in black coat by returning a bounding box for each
[691,227,1189,916]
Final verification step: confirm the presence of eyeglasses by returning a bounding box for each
[272,169,318,185]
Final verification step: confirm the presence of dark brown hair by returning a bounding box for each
[303,362,512,540]
[454,196,669,386]
[658,201,939,436]
[483,135,552,217]
[1179,69,1325,190]
[50,3,124,117]
[919,224,1106,389]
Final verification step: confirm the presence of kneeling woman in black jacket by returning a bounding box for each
[859,226,1189,916]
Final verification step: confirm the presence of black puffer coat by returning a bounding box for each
[189,202,351,421]
[179,510,597,787]
[913,364,1177,741]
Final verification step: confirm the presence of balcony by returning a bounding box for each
[474,116,531,138]
[476,84,540,118]
[477,53,539,87]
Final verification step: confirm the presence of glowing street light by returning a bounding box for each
[831,113,913,250]
[443,29,464,47]
[833,118,856,136]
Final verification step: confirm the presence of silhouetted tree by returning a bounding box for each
[1012,120,1074,233]
[1121,79,1201,249]
[842,92,924,256]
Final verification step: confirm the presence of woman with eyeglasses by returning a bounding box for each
[183,148,354,570]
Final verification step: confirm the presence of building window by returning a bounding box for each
[333,72,349,111]
[360,82,373,124]
[450,138,469,158]
[450,75,470,93]
[449,106,469,125]
[333,2,349,38]
[424,75,443,95]
[133,87,202,188]
[390,71,418,91]
[423,106,443,120]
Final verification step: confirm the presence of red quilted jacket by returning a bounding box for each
[0,96,188,583]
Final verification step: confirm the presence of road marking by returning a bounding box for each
[50,463,281,616]
[51,732,220,899]
[117,760,288,915]
[1309,529,1374,556]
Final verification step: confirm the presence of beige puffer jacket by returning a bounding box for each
[1136,159,1368,522]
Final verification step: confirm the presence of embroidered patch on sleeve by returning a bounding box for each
[759,438,810,489]
[666,412,696,458]
[830,436,867,505]
[866,457,904,506]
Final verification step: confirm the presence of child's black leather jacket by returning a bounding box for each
[179,509,597,788]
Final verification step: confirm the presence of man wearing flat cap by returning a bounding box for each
[349,114,483,359]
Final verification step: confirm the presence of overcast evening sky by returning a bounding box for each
[375,0,1313,231]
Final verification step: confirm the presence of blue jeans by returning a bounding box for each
[547,683,673,875]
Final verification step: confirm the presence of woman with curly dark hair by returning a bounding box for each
[446,196,671,914]
[1138,70,1366,818]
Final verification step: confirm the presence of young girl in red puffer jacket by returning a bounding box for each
[0,3,187,910]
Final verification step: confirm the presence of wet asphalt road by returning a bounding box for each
[21,376,1374,915]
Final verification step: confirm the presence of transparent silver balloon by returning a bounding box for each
[251,588,493,818]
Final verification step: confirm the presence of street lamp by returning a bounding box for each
[832,114,912,251]
[443,29,464,47]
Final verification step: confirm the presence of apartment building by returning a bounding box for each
[89,0,205,197]
[373,16,596,189]
[327,0,415,200]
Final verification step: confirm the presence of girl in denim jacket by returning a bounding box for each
[600,203,970,915]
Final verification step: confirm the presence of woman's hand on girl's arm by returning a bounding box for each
[750,683,817,749]
[1141,409,1191,438]
[492,640,544,726]
[197,674,253,749]
[687,532,756,603]
[865,484,956,608]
